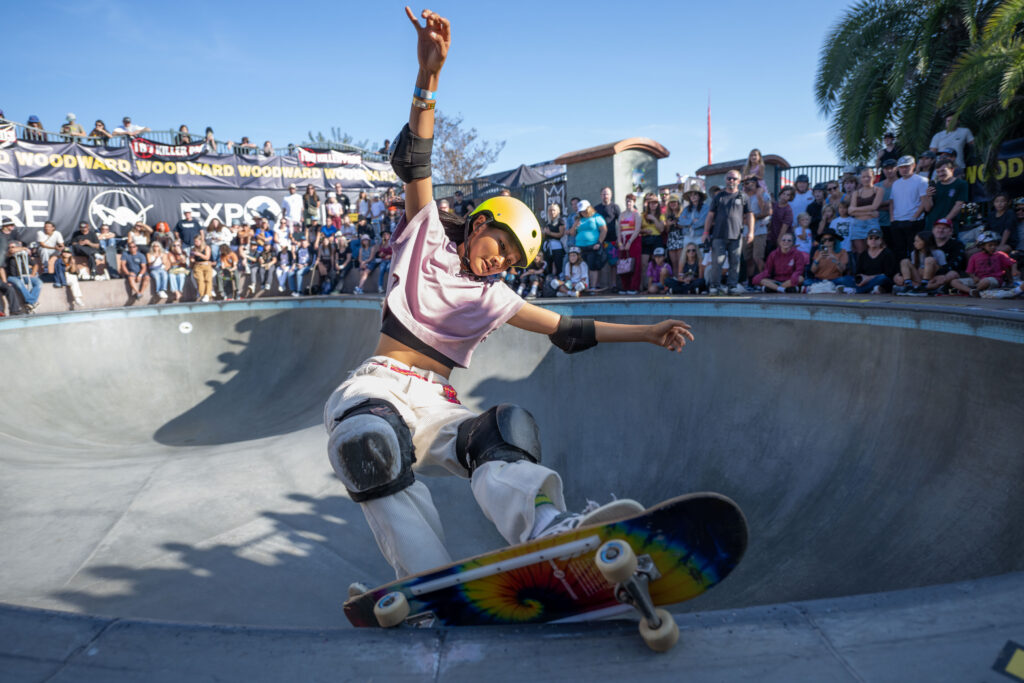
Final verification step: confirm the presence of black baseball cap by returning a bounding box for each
[881,159,898,168]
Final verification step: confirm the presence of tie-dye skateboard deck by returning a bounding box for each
[344,492,747,649]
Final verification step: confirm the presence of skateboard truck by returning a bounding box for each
[596,539,680,652]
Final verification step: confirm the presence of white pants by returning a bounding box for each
[324,356,565,578]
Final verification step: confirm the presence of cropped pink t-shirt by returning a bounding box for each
[384,202,525,368]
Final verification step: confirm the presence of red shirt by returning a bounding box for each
[966,250,1014,280]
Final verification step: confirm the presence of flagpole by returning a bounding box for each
[707,91,712,165]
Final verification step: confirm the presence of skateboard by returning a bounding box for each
[344,492,747,652]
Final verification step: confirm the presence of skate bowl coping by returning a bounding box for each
[0,297,1021,629]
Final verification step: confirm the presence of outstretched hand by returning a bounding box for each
[646,320,694,352]
[405,6,451,75]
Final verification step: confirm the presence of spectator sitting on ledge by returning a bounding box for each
[752,234,807,292]
[950,231,1018,296]
[516,253,546,299]
[666,243,706,294]
[847,228,897,294]
[552,246,588,297]
[646,247,672,294]
[3,241,43,312]
[807,230,854,289]
[119,241,150,301]
[894,231,945,293]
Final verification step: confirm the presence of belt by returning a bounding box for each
[369,361,460,404]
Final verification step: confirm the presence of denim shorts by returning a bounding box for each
[850,218,878,240]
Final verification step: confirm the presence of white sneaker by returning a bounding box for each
[708,286,720,296]
[980,287,1020,299]
[728,285,746,295]
[531,499,645,540]
[570,290,581,297]
[556,291,567,297]
[73,297,84,307]
[290,291,300,297]
[871,285,881,294]
[158,290,168,299]
[841,287,857,294]
[201,295,211,302]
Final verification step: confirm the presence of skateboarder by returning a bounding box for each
[324,6,694,579]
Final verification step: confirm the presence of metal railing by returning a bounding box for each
[775,165,846,189]
[0,119,385,161]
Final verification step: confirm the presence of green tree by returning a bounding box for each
[815,0,1000,162]
[939,0,1024,168]
[302,128,373,152]
[432,112,505,183]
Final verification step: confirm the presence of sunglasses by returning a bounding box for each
[827,186,839,191]
[726,177,740,181]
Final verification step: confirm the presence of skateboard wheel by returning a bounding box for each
[639,608,679,653]
[596,539,637,584]
[373,591,410,628]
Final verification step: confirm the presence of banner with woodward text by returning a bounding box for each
[0,140,397,191]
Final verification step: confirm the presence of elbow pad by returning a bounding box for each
[390,123,433,183]
[549,316,597,354]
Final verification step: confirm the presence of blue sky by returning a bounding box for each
[6,0,851,181]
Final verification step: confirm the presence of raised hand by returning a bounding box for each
[405,6,451,75]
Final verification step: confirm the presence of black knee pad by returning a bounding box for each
[328,399,416,502]
[455,404,542,475]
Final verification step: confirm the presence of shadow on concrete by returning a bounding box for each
[153,311,369,447]
[48,486,393,629]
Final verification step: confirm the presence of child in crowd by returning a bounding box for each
[552,246,589,297]
[326,192,346,232]
[667,244,705,294]
[894,231,945,294]
[516,253,546,298]
[646,247,673,294]
[701,245,729,289]
[951,231,1018,296]
[324,7,693,581]
[792,212,814,256]
[829,202,854,252]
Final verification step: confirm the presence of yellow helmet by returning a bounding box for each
[467,196,542,267]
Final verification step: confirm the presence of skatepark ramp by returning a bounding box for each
[1,297,1022,632]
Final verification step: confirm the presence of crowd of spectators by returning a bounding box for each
[0,183,405,315]
[472,138,1021,301]
[3,114,1024,314]
[1,110,384,160]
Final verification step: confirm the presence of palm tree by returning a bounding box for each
[815,0,1000,163]
[939,0,1024,170]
